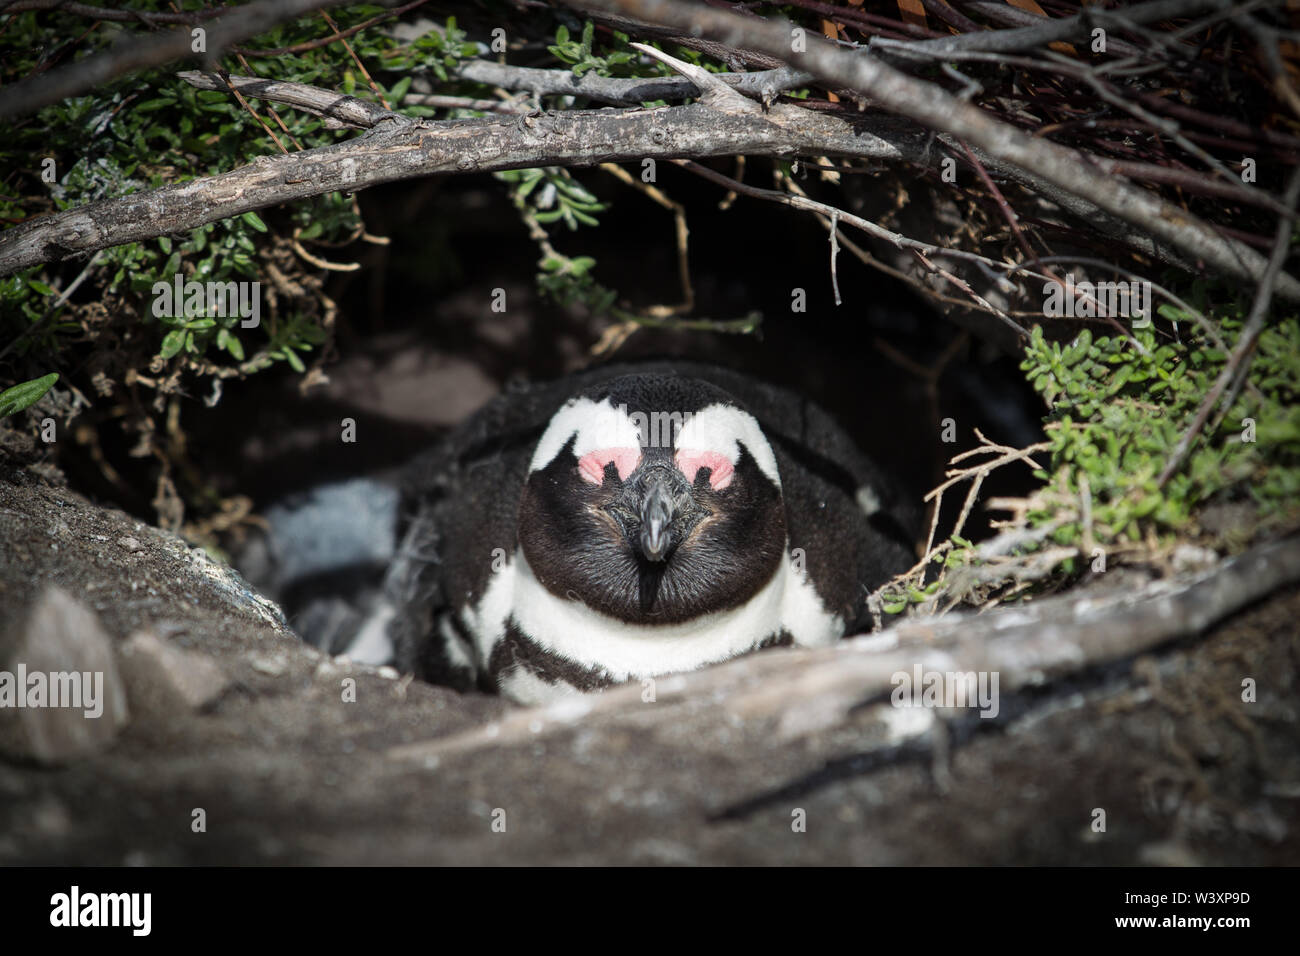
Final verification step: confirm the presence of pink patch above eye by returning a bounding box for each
[578,447,641,484]
[676,449,734,490]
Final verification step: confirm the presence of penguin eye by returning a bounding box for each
[675,449,734,490]
[577,447,640,485]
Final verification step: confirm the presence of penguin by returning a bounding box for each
[373,361,918,705]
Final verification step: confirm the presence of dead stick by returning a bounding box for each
[1158,165,1300,488]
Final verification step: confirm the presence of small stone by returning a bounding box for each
[1172,544,1218,573]
[118,536,142,552]
[118,631,229,715]
[250,655,287,677]
[1233,802,1288,843]
[28,796,72,837]
[0,585,130,765]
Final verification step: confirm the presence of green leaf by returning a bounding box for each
[0,373,59,419]
[160,329,185,359]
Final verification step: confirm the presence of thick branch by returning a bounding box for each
[0,90,920,276]
[456,59,813,107]
[569,0,1300,300]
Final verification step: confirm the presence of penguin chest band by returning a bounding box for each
[469,547,841,688]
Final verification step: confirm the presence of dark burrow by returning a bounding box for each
[49,163,1046,659]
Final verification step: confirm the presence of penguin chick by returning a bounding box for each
[377,362,917,705]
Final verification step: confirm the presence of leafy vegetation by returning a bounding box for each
[0,4,687,530]
[1024,316,1300,539]
[0,6,696,392]
[878,282,1300,617]
[0,373,58,419]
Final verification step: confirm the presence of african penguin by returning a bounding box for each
[372,361,917,705]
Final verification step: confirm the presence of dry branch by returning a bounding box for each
[0,0,357,121]
[388,534,1300,760]
[455,59,813,107]
[1157,165,1300,488]
[568,0,1300,300]
[5,1,1297,309]
[0,74,923,277]
[181,70,400,127]
[896,0,1228,57]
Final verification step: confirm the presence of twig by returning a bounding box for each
[919,429,1051,567]
[1157,164,1300,488]
[674,159,1028,336]
[598,161,695,317]
[318,9,388,109]
[893,0,1230,56]
[403,94,529,114]
[828,208,841,306]
[0,0,360,120]
[178,69,399,128]
[454,59,813,107]
[231,0,432,57]
[1044,48,1262,214]
[220,69,289,154]
[1229,9,1300,120]
[781,174,1043,325]
[0,250,103,363]
[569,0,1300,299]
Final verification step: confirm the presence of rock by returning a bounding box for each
[0,585,129,765]
[249,654,287,677]
[1172,544,1218,573]
[118,631,230,717]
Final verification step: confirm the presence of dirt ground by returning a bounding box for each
[1,460,1297,865]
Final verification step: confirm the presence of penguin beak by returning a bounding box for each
[639,477,676,562]
[602,457,703,564]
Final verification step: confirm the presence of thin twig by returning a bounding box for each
[828,208,841,306]
[1157,164,1300,488]
[674,159,1029,337]
[0,250,103,363]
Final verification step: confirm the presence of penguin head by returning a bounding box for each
[518,374,787,624]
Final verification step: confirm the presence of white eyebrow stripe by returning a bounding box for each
[675,404,781,488]
[529,397,642,474]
